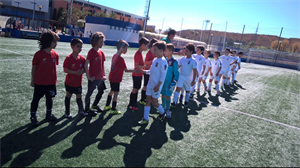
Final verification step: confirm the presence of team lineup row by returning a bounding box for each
[28,30,242,127]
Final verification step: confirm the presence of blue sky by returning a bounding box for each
[89,0,300,39]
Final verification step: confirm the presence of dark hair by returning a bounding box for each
[139,37,150,46]
[153,41,166,51]
[149,38,158,48]
[238,51,243,55]
[230,51,233,54]
[225,48,231,52]
[232,50,236,53]
[90,32,105,47]
[116,39,129,50]
[214,51,221,56]
[166,43,175,52]
[196,45,205,52]
[185,43,195,53]
[168,29,176,36]
[205,49,211,55]
[38,30,60,49]
[71,38,83,46]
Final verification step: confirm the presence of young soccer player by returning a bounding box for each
[229,50,239,85]
[138,41,168,125]
[84,32,107,116]
[208,51,222,96]
[139,38,159,105]
[202,50,212,91]
[30,30,60,127]
[219,48,236,89]
[191,45,206,93]
[171,43,197,108]
[233,52,242,83]
[63,38,88,118]
[104,39,139,114]
[161,43,179,118]
[128,37,149,111]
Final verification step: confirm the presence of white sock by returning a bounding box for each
[197,82,201,90]
[185,92,190,102]
[227,78,230,85]
[208,82,212,90]
[203,82,207,88]
[156,104,165,114]
[144,106,150,121]
[233,73,237,81]
[173,91,179,104]
[231,75,235,83]
[221,78,226,86]
[216,83,220,91]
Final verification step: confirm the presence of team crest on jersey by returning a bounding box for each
[168,61,172,65]
[43,58,47,63]
[227,58,229,61]
[199,58,201,61]
[95,57,98,61]
[72,63,75,68]
[188,61,190,64]
[80,64,82,67]
[215,62,217,65]
[164,65,167,70]
[53,59,55,63]
[155,62,158,67]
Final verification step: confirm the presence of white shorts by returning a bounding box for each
[209,74,220,82]
[146,87,161,99]
[177,75,192,91]
[234,66,239,72]
[200,74,208,81]
[221,67,230,78]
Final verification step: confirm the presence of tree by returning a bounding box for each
[247,41,256,48]
[270,40,278,50]
[163,27,172,35]
[226,38,234,47]
[93,12,107,18]
[292,42,300,53]
[107,12,117,19]
[280,39,289,51]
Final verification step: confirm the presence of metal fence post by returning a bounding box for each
[246,48,251,63]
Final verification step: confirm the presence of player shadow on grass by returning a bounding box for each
[97,108,168,167]
[1,115,83,167]
[220,85,240,102]
[234,82,246,90]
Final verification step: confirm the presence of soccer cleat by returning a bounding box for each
[45,114,58,122]
[234,80,237,83]
[206,88,211,92]
[138,118,148,125]
[184,101,189,108]
[166,110,171,118]
[110,109,121,115]
[196,89,200,93]
[85,109,97,116]
[104,106,111,111]
[221,85,224,90]
[64,113,72,118]
[139,100,146,106]
[91,105,104,113]
[30,117,39,127]
[78,110,88,116]
[216,91,220,96]
[128,105,139,111]
[170,102,176,108]
[157,113,165,121]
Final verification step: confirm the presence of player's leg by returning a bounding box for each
[76,92,87,116]
[172,86,182,106]
[140,74,149,105]
[215,76,220,95]
[110,91,121,115]
[105,90,114,111]
[64,84,73,118]
[197,77,203,92]
[85,80,97,115]
[128,76,142,110]
[208,77,213,91]
[45,85,58,121]
[92,79,106,113]
[139,87,153,124]
[30,84,46,126]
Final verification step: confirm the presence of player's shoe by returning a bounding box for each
[216,91,220,96]
[170,102,176,108]
[196,89,200,93]
[78,110,88,116]
[110,109,121,115]
[85,109,97,116]
[104,106,111,111]
[189,94,193,100]
[128,105,139,111]
[166,110,171,118]
[157,113,165,121]
[221,85,224,90]
[139,100,146,106]
[206,88,211,92]
[91,105,104,113]
[138,118,148,125]
[184,101,189,108]
[46,114,58,122]
[64,113,72,118]
[30,116,39,127]
[234,80,237,83]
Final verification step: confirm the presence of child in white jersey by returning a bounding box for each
[208,51,222,96]
[229,50,239,85]
[138,41,168,125]
[233,52,242,83]
[219,48,236,89]
[191,45,206,94]
[200,50,212,92]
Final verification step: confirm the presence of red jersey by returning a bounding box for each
[132,50,144,77]
[109,54,127,83]
[32,49,59,85]
[86,48,106,80]
[144,50,156,70]
[63,54,86,87]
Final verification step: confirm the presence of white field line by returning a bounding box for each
[194,99,300,131]
[0,48,32,57]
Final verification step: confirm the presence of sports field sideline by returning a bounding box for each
[0,38,300,167]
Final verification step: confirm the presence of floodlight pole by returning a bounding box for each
[276,27,283,51]
[142,0,151,37]
[31,0,37,30]
[222,21,228,52]
[239,25,245,52]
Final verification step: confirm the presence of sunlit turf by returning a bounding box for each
[0,38,300,167]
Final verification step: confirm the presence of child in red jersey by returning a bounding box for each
[139,38,158,105]
[84,32,107,116]
[104,39,139,114]
[63,38,88,118]
[127,37,149,111]
[30,30,60,127]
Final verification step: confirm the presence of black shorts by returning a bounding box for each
[34,84,56,99]
[110,82,120,92]
[88,79,107,91]
[143,74,150,87]
[65,83,82,94]
[132,75,142,89]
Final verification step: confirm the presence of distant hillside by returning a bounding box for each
[179,29,300,51]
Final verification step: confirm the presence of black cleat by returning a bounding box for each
[30,117,39,127]
[86,109,97,116]
[45,114,58,122]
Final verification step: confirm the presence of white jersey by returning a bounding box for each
[192,54,206,74]
[178,56,197,78]
[211,59,222,75]
[219,55,235,71]
[201,58,212,74]
[230,56,239,70]
[147,57,168,89]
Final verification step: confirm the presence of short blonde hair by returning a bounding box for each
[90,32,105,47]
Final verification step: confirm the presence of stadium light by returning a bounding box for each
[14,1,21,16]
